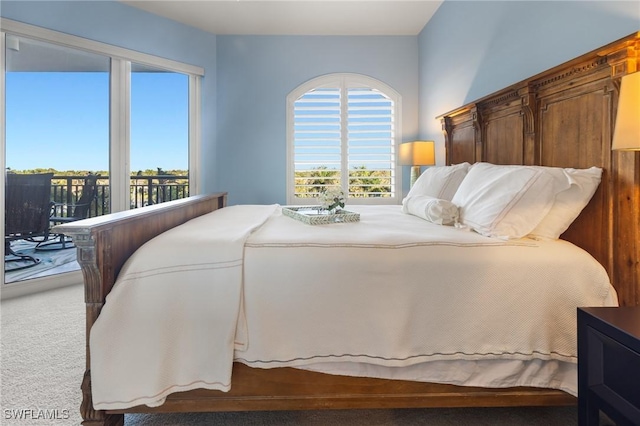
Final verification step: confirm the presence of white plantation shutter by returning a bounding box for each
[292,88,342,197]
[287,74,401,205]
[347,88,394,198]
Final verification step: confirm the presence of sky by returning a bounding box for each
[5,71,189,173]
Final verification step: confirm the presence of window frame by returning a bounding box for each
[286,73,402,205]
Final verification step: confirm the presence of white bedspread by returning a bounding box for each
[90,204,617,410]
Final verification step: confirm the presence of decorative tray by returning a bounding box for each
[282,206,360,225]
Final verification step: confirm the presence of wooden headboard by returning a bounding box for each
[438,31,640,307]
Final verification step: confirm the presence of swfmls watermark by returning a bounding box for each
[3,408,70,421]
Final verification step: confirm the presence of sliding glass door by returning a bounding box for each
[2,20,202,289]
[4,34,109,282]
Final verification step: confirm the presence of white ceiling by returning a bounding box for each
[119,0,443,36]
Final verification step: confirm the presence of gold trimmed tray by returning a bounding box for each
[282,206,360,225]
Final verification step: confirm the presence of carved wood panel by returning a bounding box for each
[450,124,476,165]
[483,111,525,165]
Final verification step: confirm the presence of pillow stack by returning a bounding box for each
[450,163,569,239]
[401,161,602,240]
[403,162,471,201]
[527,166,602,239]
[401,162,470,225]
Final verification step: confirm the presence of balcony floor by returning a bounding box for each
[5,237,80,283]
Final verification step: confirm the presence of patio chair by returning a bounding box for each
[5,172,54,271]
[38,173,100,251]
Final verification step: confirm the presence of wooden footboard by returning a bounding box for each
[53,193,228,425]
[53,192,575,425]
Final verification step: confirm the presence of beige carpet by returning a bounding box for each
[0,283,606,425]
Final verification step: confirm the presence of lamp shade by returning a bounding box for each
[399,141,436,166]
[612,71,640,151]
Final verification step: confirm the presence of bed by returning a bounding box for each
[54,31,640,426]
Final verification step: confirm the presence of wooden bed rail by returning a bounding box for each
[53,193,227,304]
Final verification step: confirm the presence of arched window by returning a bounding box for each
[286,73,402,205]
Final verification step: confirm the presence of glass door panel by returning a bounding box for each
[4,35,109,282]
[130,64,189,208]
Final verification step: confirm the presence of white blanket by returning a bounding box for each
[236,206,617,395]
[90,204,617,409]
[90,204,277,409]
[238,206,616,364]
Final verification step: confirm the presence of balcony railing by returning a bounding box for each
[50,175,189,219]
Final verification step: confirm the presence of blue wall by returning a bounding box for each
[418,1,640,164]
[216,35,419,204]
[0,0,219,192]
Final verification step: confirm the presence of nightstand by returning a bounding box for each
[577,307,640,425]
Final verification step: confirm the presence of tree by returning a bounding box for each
[295,165,391,198]
[349,166,391,198]
[294,166,340,198]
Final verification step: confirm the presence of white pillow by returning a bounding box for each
[451,163,564,239]
[529,166,602,239]
[402,195,459,225]
[403,162,471,201]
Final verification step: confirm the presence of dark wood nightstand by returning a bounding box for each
[577,307,640,425]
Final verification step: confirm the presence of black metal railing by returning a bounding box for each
[129,175,189,209]
[50,175,189,220]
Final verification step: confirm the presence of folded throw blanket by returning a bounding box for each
[402,195,459,225]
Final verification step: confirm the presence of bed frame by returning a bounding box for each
[54,32,640,426]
